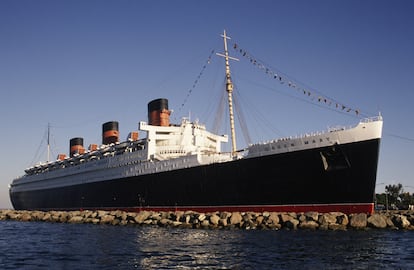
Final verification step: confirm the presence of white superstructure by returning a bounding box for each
[11,113,383,194]
[247,116,383,158]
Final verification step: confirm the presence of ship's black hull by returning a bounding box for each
[10,138,381,214]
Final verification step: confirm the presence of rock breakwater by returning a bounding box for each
[1,209,413,230]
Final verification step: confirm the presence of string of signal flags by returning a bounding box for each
[175,49,216,119]
[231,43,363,117]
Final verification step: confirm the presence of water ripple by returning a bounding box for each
[0,221,412,269]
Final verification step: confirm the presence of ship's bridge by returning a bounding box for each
[139,118,228,160]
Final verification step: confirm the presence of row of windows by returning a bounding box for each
[159,149,186,155]
[304,137,331,145]
[27,145,147,175]
[265,136,332,151]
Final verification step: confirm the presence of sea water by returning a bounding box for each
[0,220,413,269]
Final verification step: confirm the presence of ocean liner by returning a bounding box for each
[9,31,383,214]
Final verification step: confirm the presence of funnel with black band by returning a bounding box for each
[102,121,119,145]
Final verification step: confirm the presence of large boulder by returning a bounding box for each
[230,212,242,225]
[367,214,387,229]
[392,214,411,229]
[349,213,367,229]
[134,211,152,224]
[209,213,220,226]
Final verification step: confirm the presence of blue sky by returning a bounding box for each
[1,0,413,209]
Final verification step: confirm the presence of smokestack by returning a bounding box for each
[102,121,119,145]
[148,98,171,126]
[69,137,84,157]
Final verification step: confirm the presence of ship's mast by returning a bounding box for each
[216,30,239,158]
[47,123,50,163]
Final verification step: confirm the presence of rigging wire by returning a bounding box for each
[29,123,61,167]
[241,78,363,119]
[231,42,368,118]
[229,40,414,146]
[212,84,227,135]
[175,49,216,120]
[233,86,252,146]
[385,133,414,143]
[30,135,46,166]
[29,124,49,166]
